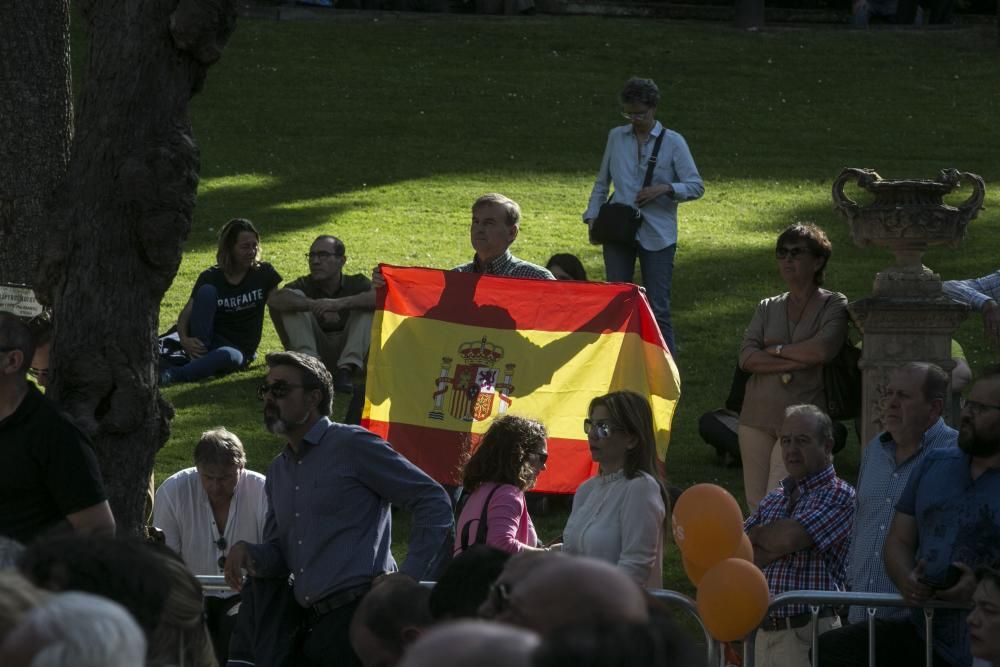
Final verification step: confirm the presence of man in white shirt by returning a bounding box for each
[153,427,267,665]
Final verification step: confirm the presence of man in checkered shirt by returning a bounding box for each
[744,403,856,667]
[452,193,555,280]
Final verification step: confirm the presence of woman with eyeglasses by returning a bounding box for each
[559,391,669,588]
[738,223,848,511]
[160,218,281,386]
[582,77,704,358]
[454,415,549,556]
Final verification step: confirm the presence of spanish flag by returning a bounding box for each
[362,266,680,494]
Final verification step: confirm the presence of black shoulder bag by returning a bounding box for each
[590,130,667,245]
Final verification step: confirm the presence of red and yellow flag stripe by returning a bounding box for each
[362,265,680,493]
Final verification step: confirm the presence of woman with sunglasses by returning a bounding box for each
[160,218,281,386]
[738,223,848,511]
[582,77,704,358]
[454,415,549,556]
[559,391,669,588]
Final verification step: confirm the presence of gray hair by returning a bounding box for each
[784,404,834,444]
[7,592,146,667]
[895,362,949,402]
[193,427,247,468]
[620,77,660,108]
[473,193,521,228]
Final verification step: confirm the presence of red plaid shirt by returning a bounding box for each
[744,465,856,618]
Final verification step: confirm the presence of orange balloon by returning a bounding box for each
[672,483,745,569]
[683,553,709,586]
[735,533,754,563]
[696,558,770,641]
[685,532,755,587]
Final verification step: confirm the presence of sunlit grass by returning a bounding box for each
[139,14,1000,588]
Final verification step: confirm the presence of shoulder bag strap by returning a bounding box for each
[459,484,503,552]
[642,129,667,188]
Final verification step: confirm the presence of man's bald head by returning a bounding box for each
[480,552,649,635]
[398,620,539,667]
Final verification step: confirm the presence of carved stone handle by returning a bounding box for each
[953,170,986,216]
[832,167,878,214]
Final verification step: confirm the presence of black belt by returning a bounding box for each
[759,608,834,632]
[307,584,370,619]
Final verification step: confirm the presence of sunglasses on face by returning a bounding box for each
[256,381,304,400]
[583,419,624,439]
[526,450,549,465]
[775,246,813,260]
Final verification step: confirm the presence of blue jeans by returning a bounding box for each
[171,284,246,382]
[603,242,677,358]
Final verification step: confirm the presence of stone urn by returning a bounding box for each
[832,167,985,297]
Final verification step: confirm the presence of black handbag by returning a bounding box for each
[590,129,667,245]
[824,335,862,421]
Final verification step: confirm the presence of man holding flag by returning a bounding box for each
[366,193,680,496]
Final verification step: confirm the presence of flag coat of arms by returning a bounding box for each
[362,266,681,493]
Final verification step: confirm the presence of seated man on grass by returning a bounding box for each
[268,235,375,394]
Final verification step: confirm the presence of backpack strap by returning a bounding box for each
[458,484,504,553]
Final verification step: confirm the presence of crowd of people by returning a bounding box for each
[1,75,999,667]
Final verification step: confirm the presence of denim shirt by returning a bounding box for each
[246,418,453,607]
[583,121,704,251]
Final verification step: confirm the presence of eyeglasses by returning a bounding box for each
[583,419,625,439]
[215,536,227,569]
[775,246,813,260]
[305,251,344,261]
[621,109,650,120]
[256,381,305,400]
[527,450,549,465]
[963,399,1000,416]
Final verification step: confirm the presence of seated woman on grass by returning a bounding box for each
[160,218,281,386]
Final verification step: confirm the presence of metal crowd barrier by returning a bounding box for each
[194,577,970,667]
[742,591,970,667]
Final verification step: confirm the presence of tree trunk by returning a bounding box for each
[0,1,73,286]
[36,0,237,537]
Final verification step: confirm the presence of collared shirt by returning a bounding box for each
[896,448,1000,666]
[153,467,269,596]
[246,417,453,607]
[453,249,555,280]
[846,418,957,623]
[583,121,704,251]
[745,465,856,618]
[943,269,1000,311]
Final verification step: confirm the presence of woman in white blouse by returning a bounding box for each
[559,391,668,588]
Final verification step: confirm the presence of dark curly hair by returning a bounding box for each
[461,415,547,492]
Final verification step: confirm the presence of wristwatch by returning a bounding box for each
[775,344,784,357]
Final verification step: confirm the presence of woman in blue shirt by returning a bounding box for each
[583,77,704,358]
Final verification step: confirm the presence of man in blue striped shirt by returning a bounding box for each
[844,362,957,623]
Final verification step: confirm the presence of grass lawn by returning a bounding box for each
[127,13,1000,593]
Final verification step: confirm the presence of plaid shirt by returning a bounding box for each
[745,465,856,618]
[454,250,555,280]
[943,269,1000,310]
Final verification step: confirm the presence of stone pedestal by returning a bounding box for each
[832,167,985,446]
[850,297,967,445]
